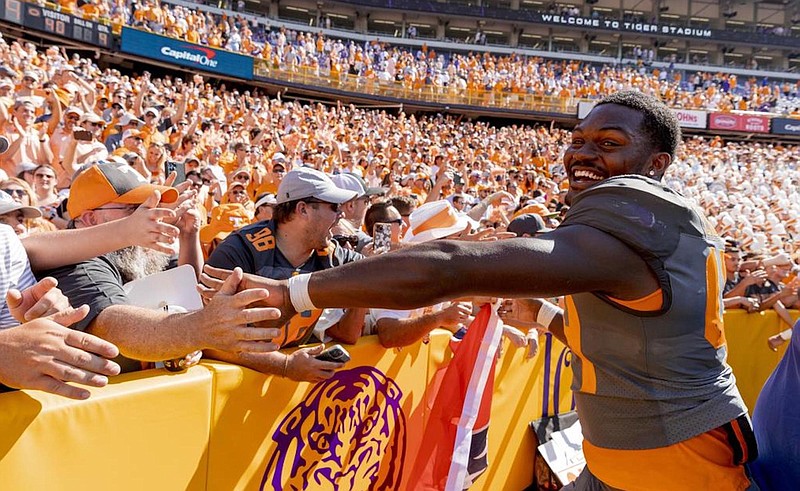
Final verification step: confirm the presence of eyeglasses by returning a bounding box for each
[88,122,103,128]
[1,188,26,198]
[229,189,248,196]
[93,204,138,213]
[66,115,80,121]
[303,199,341,213]
[34,173,55,179]
[22,77,35,83]
[189,180,203,190]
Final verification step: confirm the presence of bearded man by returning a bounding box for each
[40,161,283,372]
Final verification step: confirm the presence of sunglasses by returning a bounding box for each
[88,122,103,128]
[379,218,403,226]
[1,188,26,198]
[35,173,55,179]
[303,199,341,213]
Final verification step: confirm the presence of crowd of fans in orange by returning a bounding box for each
[34,0,800,115]
[1,28,799,397]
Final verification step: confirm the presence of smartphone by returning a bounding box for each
[164,161,186,185]
[373,222,392,254]
[315,344,351,363]
[73,129,93,142]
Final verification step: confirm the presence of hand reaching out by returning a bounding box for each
[7,277,70,323]
[0,306,121,400]
[199,264,296,329]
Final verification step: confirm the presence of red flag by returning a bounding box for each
[409,304,503,490]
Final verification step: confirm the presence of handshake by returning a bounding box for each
[199,265,295,330]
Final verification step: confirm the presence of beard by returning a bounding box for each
[106,246,172,284]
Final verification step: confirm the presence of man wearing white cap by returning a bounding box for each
[50,106,83,164]
[206,167,366,382]
[330,172,384,252]
[104,113,144,152]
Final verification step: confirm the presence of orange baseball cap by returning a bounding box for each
[512,203,559,220]
[67,161,179,217]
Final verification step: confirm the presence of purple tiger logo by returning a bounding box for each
[261,366,406,490]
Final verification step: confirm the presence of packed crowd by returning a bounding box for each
[33,0,800,115]
[0,34,798,400]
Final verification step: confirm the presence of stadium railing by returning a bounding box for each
[0,310,791,490]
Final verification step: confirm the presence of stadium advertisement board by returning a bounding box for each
[121,27,254,80]
[672,109,707,129]
[770,118,800,136]
[22,3,111,49]
[709,113,770,133]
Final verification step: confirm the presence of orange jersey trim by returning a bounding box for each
[606,288,663,312]
[583,427,751,491]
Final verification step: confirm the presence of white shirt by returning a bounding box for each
[0,225,36,328]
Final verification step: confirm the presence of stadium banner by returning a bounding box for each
[770,117,800,136]
[0,311,789,489]
[673,108,707,129]
[21,3,112,49]
[121,27,254,80]
[537,14,712,39]
[0,0,24,25]
[709,112,770,133]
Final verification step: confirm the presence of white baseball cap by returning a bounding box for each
[276,168,357,205]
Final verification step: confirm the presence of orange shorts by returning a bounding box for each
[582,425,752,491]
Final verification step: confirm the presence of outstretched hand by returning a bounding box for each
[123,191,180,254]
[497,298,550,331]
[199,264,296,329]
[0,305,121,400]
[197,267,285,353]
[6,277,70,323]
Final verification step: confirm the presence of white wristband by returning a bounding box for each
[287,273,317,313]
[779,328,793,341]
[536,301,563,329]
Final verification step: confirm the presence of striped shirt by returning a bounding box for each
[0,225,36,328]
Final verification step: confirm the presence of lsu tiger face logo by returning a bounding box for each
[261,366,406,490]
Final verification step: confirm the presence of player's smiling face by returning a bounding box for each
[563,103,659,204]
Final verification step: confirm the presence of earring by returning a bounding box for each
[648,170,655,176]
